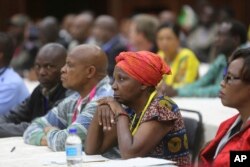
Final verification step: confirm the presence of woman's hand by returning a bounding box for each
[96,104,115,131]
[98,97,124,112]
[97,97,125,130]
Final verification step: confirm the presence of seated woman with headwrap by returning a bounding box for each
[85,51,191,166]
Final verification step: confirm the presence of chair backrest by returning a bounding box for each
[180,108,204,164]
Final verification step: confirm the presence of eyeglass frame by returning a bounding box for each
[223,73,241,84]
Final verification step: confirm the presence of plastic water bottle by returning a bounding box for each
[65,128,82,167]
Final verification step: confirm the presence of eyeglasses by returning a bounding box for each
[223,74,241,84]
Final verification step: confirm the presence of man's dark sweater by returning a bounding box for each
[0,84,69,137]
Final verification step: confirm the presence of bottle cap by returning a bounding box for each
[68,128,77,134]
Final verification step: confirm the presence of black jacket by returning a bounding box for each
[0,84,69,137]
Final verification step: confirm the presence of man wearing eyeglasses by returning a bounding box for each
[200,47,250,166]
[159,19,248,97]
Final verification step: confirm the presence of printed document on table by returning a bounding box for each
[88,157,177,167]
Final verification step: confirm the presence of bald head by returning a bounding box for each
[61,44,108,93]
[35,43,66,89]
[69,44,108,75]
[37,43,66,66]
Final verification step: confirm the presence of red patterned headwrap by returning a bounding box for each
[115,51,171,86]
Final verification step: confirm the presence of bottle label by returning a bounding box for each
[66,144,82,160]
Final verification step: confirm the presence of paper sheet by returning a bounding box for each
[83,152,109,162]
[42,152,109,165]
[41,152,176,167]
[88,157,177,167]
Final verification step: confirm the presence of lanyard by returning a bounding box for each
[71,86,96,122]
[130,91,156,136]
[72,97,84,122]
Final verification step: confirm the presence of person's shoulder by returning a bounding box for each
[53,84,72,97]
[157,50,164,59]
[176,48,200,65]
[57,92,79,105]
[64,89,75,97]
[95,76,114,98]
[211,54,227,67]
[29,85,42,97]
[219,114,240,128]
[66,92,79,100]
[154,95,179,113]
[106,36,128,53]
[3,68,23,83]
[214,54,227,62]
[179,48,197,58]
[1,68,27,91]
[113,35,128,47]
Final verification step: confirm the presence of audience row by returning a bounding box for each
[0,7,249,167]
